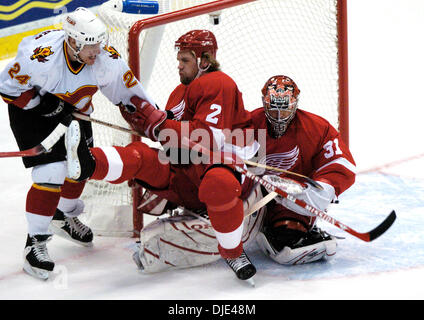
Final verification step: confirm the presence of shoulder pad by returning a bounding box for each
[17,30,64,66]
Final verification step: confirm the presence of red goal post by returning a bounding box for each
[86,0,349,236]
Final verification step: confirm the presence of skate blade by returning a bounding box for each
[245,277,255,287]
[23,262,50,280]
[66,121,82,180]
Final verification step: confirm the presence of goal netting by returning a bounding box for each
[81,0,348,236]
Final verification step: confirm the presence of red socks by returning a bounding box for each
[199,167,244,259]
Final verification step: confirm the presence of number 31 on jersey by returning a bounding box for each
[323,138,342,158]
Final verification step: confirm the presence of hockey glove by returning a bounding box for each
[275,180,335,217]
[31,92,76,124]
[119,96,166,141]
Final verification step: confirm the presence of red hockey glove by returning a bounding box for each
[120,96,166,141]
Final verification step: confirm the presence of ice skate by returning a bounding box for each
[65,120,95,181]
[49,208,93,247]
[225,250,256,286]
[23,234,55,280]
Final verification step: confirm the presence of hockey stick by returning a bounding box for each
[0,122,68,158]
[186,191,278,222]
[0,145,45,158]
[182,137,396,242]
[245,191,278,217]
[73,112,322,188]
[72,112,140,136]
[243,159,322,190]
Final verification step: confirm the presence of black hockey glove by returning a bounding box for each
[31,92,76,124]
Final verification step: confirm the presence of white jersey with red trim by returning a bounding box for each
[0,29,155,114]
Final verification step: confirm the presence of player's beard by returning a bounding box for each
[180,74,194,85]
[179,68,198,85]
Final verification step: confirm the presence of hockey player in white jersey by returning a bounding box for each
[0,7,156,280]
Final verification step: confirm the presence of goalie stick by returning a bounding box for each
[243,159,323,190]
[182,137,396,243]
[0,122,68,158]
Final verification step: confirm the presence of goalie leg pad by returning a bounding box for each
[258,202,337,264]
[266,202,316,235]
[241,183,267,245]
[256,230,337,265]
[136,214,220,273]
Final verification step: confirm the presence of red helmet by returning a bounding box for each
[175,30,218,59]
[262,75,300,137]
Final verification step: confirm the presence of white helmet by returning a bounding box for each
[63,7,108,58]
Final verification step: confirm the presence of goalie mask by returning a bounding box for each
[262,75,300,138]
[63,7,108,62]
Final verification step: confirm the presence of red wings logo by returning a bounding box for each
[103,45,120,59]
[258,146,300,174]
[30,46,54,63]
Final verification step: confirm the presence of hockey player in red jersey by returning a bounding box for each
[0,7,155,280]
[66,30,258,281]
[252,75,356,264]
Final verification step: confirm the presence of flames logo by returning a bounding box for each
[103,45,120,59]
[30,46,54,63]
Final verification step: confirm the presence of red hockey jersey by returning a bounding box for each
[251,107,356,196]
[160,71,256,158]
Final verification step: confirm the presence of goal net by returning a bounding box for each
[81,0,348,236]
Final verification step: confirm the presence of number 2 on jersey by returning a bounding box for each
[123,70,138,88]
[206,104,222,124]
